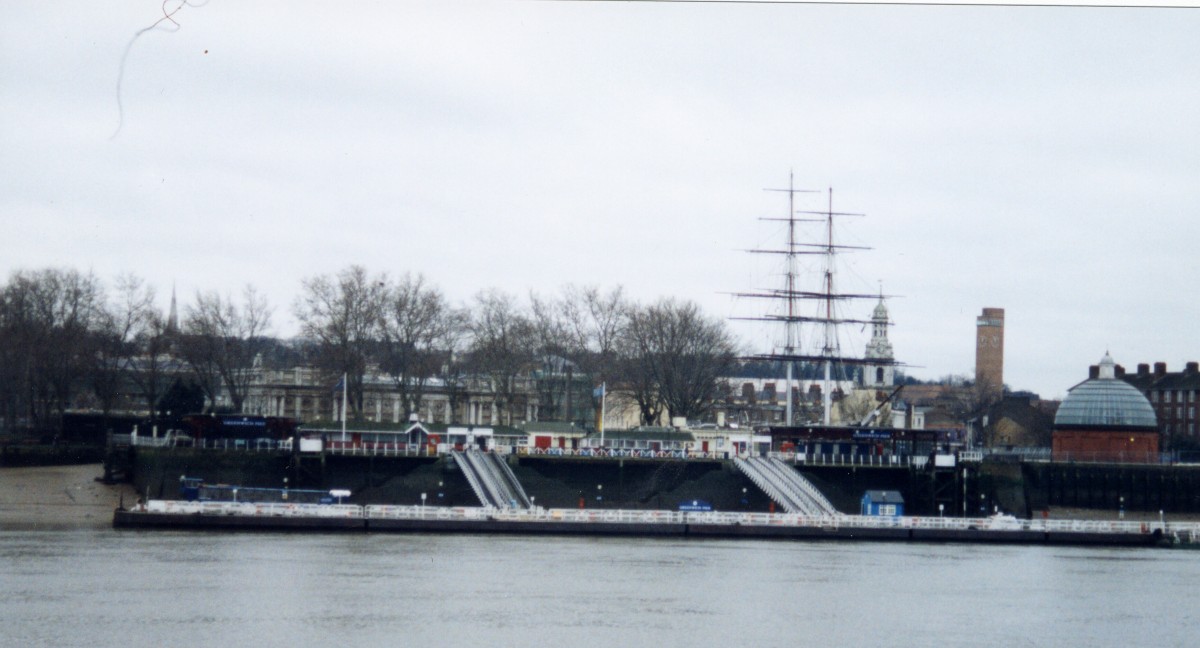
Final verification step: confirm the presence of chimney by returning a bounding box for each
[1154,362,1167,377]
[1115,364,1126,378]
[1088,365,1099,380]
[1187,362,1199,374]
[741,382,755,403]
[1137,363,1150,375]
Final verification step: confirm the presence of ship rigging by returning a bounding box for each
[734,173,899,426]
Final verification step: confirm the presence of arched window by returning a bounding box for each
[876,367,884,384]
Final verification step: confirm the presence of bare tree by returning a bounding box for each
[529,290,578,422]
[560,285,629,384]
[527,285,630,424]
[0,268,105,431]
[623,298,737,424]
[181,285,273,413]
[90,274,146,417]
[378,273,462,423]
[294,266,387,421]
[101,274,178,418]
[468,289,536,426]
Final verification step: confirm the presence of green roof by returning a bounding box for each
[586,429,696,442]
[521,421,588,434]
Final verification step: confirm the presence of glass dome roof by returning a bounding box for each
[1054,360,1158,429]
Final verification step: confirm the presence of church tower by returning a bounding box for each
[861,294,895,388]
[975,307,1004,397]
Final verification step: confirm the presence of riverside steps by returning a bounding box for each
[112,501,1197,547]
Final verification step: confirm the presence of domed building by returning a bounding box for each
[1052,353,1160,463]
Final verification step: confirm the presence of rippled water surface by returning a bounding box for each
[2,530,1196,647]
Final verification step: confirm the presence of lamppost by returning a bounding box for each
[979,493,985,517]
[438,480,444,506]
[1119,496,1125,520]
[597,484,603,508]
[421,492,427,515]
[742,487,748,512]
[282,477,289,502]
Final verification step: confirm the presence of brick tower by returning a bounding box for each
[975,308,1004,395]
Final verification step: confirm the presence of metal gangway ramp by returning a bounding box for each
[734,456,838,516]
[453,449,532,509]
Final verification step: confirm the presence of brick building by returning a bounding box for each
[974,307,1004,397]
[1118,361,1200,449]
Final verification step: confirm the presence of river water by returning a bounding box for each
[1,529,1195,647]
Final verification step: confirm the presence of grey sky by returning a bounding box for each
[2,1,1197,400]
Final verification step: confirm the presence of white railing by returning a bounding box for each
[144,500,362,518]
[735,457,805,514]
[770,452,917,468]
[762,457,837,514]
[519,447,734,460]
[134,499,1200,542]
[326,442,429,457]
[452,451,492,507]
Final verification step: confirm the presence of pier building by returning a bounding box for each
[1052,353,1159,463]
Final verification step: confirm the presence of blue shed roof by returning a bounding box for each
[863,490,904,503]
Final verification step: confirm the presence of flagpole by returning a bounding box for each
[341,372,347,442]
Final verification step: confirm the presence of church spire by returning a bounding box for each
[167,282,179,333]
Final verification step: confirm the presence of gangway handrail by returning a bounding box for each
[472,449,521,507]
[755,457,810,513]
[465,450,508,508]
[480,450,532,508]
[735,457,807,514]
[453,450,502,508]
[753,457,816,514]
[763,457,837,514]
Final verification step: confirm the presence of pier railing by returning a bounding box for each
[145,500,362,518]
[133,499,1200,543]
[363,505,1193,537]
[770,451,918,468]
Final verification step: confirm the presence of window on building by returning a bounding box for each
[1191,407,1196,419]
[1178,407,1183,419]
[1152,391,1160,403]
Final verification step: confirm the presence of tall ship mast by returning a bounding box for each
[735,173,895,426]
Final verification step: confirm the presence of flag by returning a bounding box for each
[593,384,605,399]
[333,375,345,394]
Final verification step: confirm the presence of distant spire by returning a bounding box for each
[167,282,179,333]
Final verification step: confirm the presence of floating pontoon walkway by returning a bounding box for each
[113,501,1198,547]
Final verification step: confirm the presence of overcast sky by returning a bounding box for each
[3,1,1197,400]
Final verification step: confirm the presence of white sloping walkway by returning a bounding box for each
[735,456,837,515]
